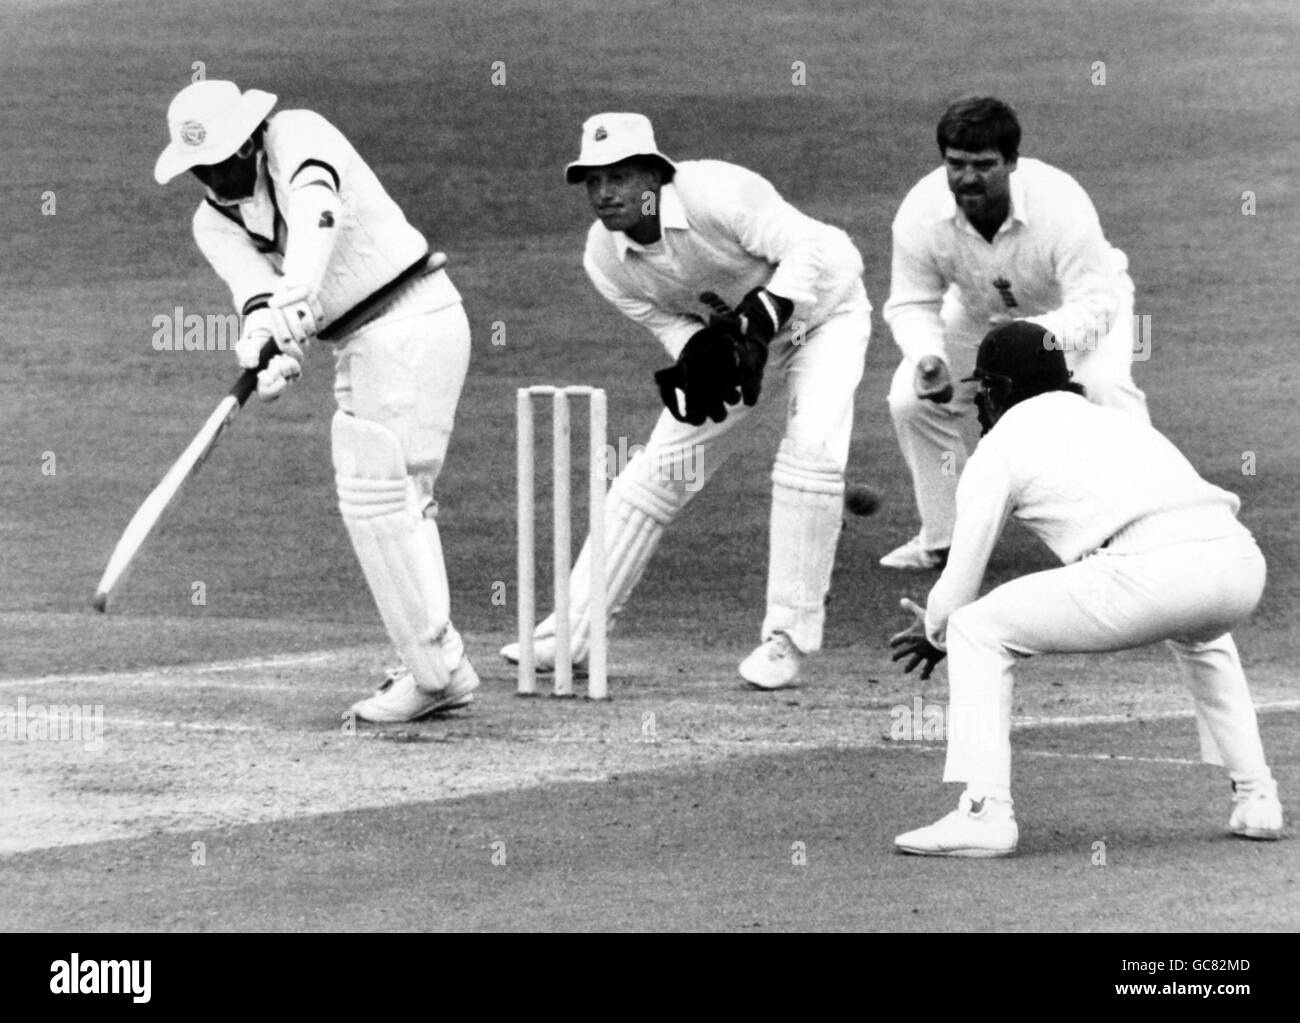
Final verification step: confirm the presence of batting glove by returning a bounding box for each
[266,280,323,348]
[234,308,276,370]
[256,352,303,402]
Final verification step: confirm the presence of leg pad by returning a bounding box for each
[333,411,450,693]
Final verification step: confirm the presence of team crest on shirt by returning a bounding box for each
[992,276,1019,308]
[594,126,607,141]
[179,120,207,147]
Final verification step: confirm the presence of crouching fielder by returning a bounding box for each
[155,80,476,722]
[889,321,1283,857]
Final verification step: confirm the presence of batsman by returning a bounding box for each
[502,113,873,689]
[154,80,478,722]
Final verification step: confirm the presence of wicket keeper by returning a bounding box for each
[503,113,873,689]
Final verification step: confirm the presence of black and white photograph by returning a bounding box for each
[1,0,1295,971]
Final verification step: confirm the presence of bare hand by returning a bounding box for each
[888,597,947,679]
[914,355,953,403]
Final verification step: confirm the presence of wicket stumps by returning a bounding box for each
[516,385,608,699]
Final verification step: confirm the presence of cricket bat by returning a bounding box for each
[92,251,449,612]
[91,337,280,612]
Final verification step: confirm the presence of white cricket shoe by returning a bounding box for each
[349,659,480,724]
[895,793,1019,857]
[498,639,588,676]
[441,658,480,710]
[879,536,949,571]
[739,632,803,690]
[1229,777,1284,840]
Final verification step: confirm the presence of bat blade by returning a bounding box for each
[90,254,451,613]
[93,393,243,612]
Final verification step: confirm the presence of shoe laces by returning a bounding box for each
[766,633,796,660]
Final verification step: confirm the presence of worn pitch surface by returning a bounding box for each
[1,0,1296,930]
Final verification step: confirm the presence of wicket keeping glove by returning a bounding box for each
[655,325,742,426]
[704,287,793,407]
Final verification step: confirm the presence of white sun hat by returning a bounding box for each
[565,112,676,184]
[154,80,277,184]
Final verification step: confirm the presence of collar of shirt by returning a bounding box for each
[611,181,690,262]
[938,165,1029,240]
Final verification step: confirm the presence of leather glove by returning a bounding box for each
[256,352,303,402]
[234,308,276,369]
[654,326,740,426]
[702,287,792,407]
[266,280,323,348]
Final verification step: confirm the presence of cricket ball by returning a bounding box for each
[844,483,882,517]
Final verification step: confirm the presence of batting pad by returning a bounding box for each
[534,473,671,657]
[332,411,450,693]
[766,439,846,653]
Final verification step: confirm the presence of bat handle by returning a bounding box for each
[229,338,283,406]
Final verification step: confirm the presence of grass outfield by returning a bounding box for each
[0,0,1296,932]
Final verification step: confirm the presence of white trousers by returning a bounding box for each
[888,288,1149,549]
[941,520,1269,790]
[577,300,872,653]
[332,276,471,507]
[331,274,471,667]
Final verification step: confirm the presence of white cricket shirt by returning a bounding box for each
[583,159,870,358]
[884,158,1131,363]
[925,392,1246,644]
[191,109,454,334]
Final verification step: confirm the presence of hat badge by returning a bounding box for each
[179,120,207,147]
[593,126,607,141]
